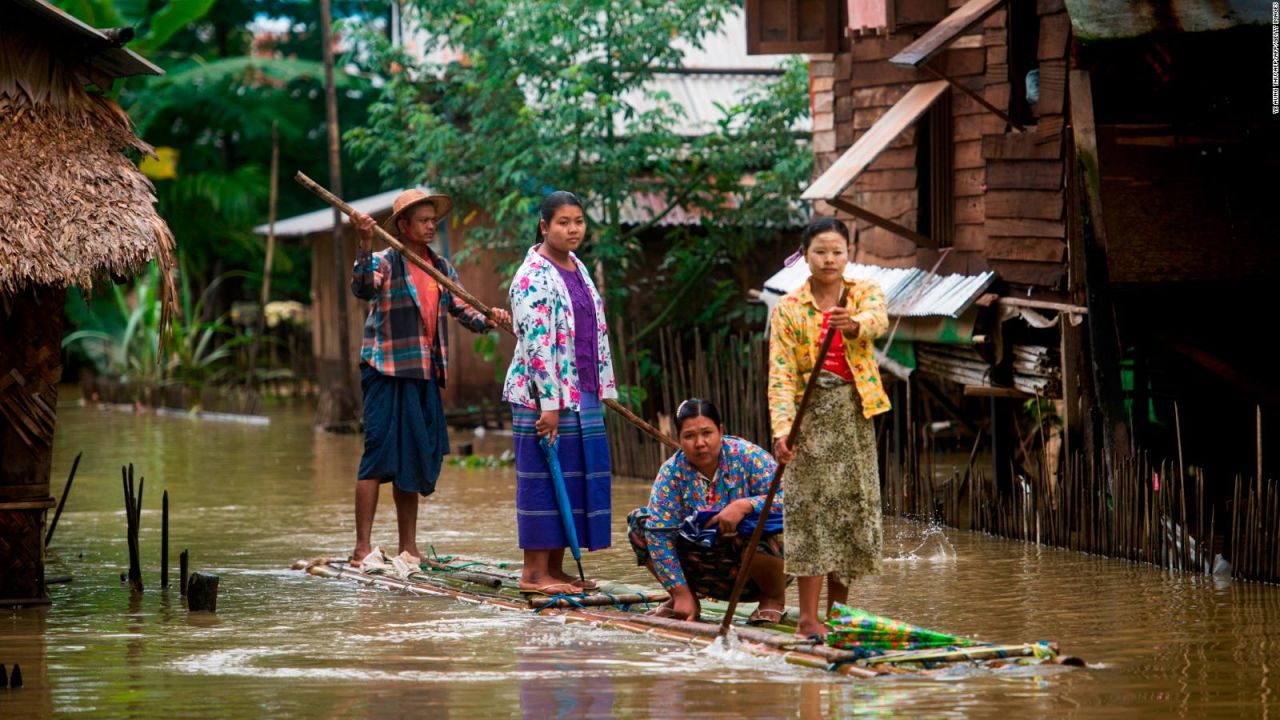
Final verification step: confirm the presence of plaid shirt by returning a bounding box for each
[351,246,490,384]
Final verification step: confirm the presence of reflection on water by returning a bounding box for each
[1,398,1279,717]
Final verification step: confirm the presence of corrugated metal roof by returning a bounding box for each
[252,188,408,238]
[256,185,796,236]
[668,10,793,71]
[761,260,995,318]
[1062,0,1270,40]
[620,72,811,136]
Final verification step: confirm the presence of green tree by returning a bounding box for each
[344,0,811,334]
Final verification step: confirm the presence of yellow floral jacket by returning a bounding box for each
[768,278,892,438]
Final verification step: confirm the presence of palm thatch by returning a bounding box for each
[0,20,175,296]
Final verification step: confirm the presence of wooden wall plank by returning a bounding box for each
[854,168,919,191]
[1038,13,1071,60]
[985,190,1063,219]
[982,133,1062,159]
[985,160,1063,189]
[955,195,985,224]
[988,259,1066,286]
[1035,59,1066,115]
[986,218,1066,238]
[988,237,1066,262]
[955,139,984,169]
[955,168,986,197]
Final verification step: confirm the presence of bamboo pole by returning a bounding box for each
[302,561,880,677]
[529,592,670,610]
[718,287,850,639]
[44,450,81,547]
[247,121,280,388]
[294,172,678,452]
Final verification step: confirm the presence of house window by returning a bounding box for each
[917,93,955,247]
[1007,0,1040,126]
[746,0,841,55]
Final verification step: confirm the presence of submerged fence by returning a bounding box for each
[606,329,1279,584]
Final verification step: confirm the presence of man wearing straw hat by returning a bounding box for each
[348,189,509,567]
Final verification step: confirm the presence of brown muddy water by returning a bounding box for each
[2,398,1279,718]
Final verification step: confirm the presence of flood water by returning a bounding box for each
[3,396,1279,718]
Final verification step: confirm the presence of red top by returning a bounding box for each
[406,260,441,367]
[820,311,856,382]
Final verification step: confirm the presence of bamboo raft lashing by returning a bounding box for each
[294,556,1076,676]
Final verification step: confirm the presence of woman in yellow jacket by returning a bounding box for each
[768,216,891,640]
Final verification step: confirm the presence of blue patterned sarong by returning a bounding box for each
[512,394,612,550]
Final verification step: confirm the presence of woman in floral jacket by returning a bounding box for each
[503,191,618,595]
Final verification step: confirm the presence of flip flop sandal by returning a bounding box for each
[518,582,580,597]
[572,578,600,593]
[746,608,786,626]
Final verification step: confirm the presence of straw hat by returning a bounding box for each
[382,188,453,235]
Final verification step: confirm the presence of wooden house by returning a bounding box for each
[745,0,1275,485]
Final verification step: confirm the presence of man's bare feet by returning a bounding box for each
[398,545,424,564]
[350,546,373,568]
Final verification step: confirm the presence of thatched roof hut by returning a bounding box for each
[0,0,173,293]
[0,0,170,606]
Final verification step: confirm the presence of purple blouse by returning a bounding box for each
[555,263,599,394]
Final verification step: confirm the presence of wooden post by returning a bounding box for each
[187,572,219,612]
[1069,69,1130,496]
[315,0,358,430]
[180,550,189,596]
[160,490,169,589]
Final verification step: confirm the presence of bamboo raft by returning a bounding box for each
[294,555,1079,677]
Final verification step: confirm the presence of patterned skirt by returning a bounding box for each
[512,394,613,550]
[783,371,882,584]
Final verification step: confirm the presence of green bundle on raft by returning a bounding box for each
[825,603,980,654]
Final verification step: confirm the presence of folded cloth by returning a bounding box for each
[678,508,784,548]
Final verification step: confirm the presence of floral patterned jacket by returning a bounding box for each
[502,245,618,411]
[768,278,892,438]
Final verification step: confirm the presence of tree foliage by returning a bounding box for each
[344,0,811,332]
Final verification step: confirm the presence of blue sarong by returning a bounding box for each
[678,509,785,548]
[357,364,449,496]
[512,394,612,550]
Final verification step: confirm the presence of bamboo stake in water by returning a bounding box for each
[718,287,849,640]
[161,490,169,589]
[293,172,678,452]
[45,451,81,548]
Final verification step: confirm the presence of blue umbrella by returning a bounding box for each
[538,436,586,585]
